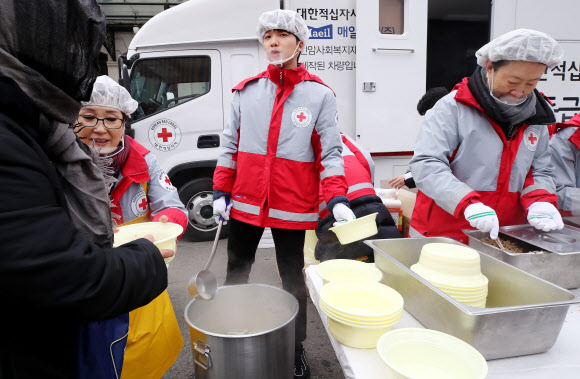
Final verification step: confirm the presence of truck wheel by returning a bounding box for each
[178,177,228,241]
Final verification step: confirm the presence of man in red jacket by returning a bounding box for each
[212,9,354,379]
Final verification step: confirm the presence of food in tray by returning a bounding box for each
[410,243,488,308]
[481,236,546,254]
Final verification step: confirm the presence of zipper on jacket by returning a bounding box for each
[280,71,283,87]
[110,330,129,379]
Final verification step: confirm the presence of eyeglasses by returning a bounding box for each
[77,115,125,130]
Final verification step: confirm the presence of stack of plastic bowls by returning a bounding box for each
[411,243,488,308]
[319,280,404,348]
[316,259,383,285]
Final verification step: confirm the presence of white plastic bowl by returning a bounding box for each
[320,280,404,319]
[377,328,488,379]
[113,222,183,263]
[329,213,378,244]
[320,301,403,326]
[327,317,395,349]
[316,259,383,285]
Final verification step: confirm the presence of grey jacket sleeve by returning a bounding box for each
[549,127,580,213]
[409,96,475,215]
[217,90,240,172]
[315,90,345,180]
[144,152,187,218]
[520,125,557,201]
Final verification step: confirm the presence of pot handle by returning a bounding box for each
[194,340,212,371]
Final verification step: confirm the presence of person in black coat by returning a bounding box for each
[0,1,171,378]
[315,135,401,263]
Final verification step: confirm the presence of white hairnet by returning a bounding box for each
[476,29,564,69]
[81,75,138,115]
[256,9,310,44]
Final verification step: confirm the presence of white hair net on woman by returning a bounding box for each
[476,29,564,69]
[256,9,310,44]
[81,75,138,115]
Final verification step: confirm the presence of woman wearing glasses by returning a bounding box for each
[74,75,186,379]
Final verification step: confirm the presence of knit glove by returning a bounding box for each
[464,203,500,239]
[213,196,232,224]
[332,203,356,225]
[527,202,564,232]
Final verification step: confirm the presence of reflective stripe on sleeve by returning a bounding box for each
[217,157,237,170]
[521,184,554,197]
[320,166,345,180]
[347,182,374,194]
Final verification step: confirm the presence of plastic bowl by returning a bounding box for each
[377,328,488,379]
[316,259,383,285]
[113,222,183,263]
[328,318,395,349]
[320,280,404,319]
[329,213,378,244]
[320,301,403,326]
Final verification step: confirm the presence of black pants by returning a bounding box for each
[225,217,307,344]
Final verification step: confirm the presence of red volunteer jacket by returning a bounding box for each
[213,64,348,230]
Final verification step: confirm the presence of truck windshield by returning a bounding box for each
[130,56,211,121]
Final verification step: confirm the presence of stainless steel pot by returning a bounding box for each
[184,284,298,379]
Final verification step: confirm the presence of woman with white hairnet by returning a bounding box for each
[74,75,186,379]
[212,9,353,379]
[409,29,564,243]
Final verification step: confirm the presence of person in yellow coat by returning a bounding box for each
[74,76,186,378]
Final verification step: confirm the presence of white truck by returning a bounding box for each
[118,0,580,240]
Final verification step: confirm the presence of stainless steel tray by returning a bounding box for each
[563,216,580,229]
[365,237,580,360]
[464,229,580,289]
[499,224,580,254]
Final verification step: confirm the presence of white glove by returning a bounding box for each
[332,203,356,225]
[213,196,232,224]
[464,203,500,239]
[527,202,564,232]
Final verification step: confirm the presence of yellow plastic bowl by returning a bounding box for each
[320,301,403,326]
[320,280,404,319]
[328,318,395,349]
[329,213,378,244]
[113,222,183,263]
[316,259,383,285]
[377,328,488,379]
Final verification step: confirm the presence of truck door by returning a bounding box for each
[129,50,223,167]
[492,0,580,123]
[355,0,428,153]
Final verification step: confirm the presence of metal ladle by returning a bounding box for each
[188,219,223,299]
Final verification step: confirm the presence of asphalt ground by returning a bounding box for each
[162,235,346,379]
